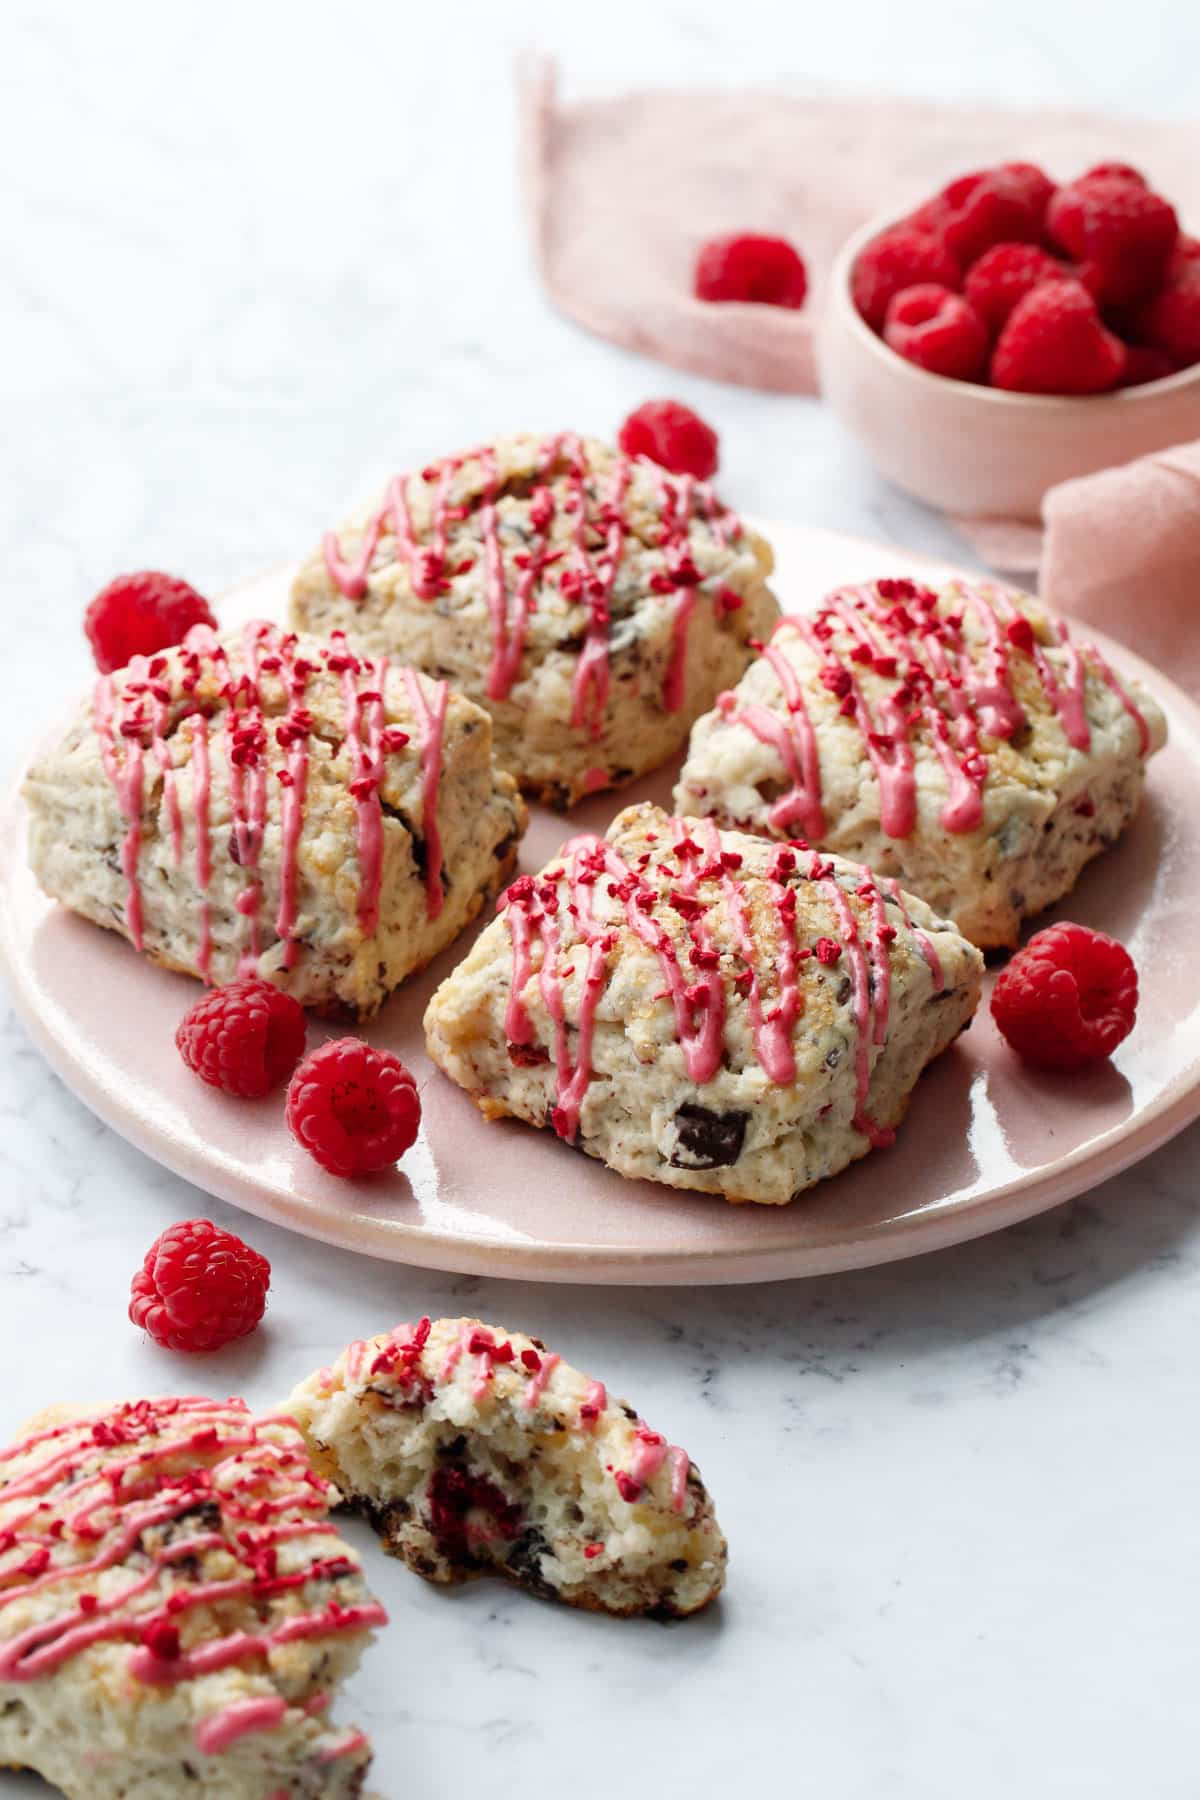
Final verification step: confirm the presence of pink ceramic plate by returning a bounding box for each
[4,522,1200,1285]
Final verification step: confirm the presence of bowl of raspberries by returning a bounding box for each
[819,160,1200,518]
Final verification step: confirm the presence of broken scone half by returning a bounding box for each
[674,575,1167,949]
[0,1395,384,1799]
[286,1316,726,1619]
[423,802,983,1203]
[23,620,525,1016]
[290,432,779,807]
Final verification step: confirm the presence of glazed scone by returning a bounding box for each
[674,576,1167,949]
[289,432,779,806]
[424,803,983,1204]
[286,1317,725,1619]
[0,1395,384,1799]
[24,620,526,1016]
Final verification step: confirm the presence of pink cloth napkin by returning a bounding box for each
[522,61,1199,397]
[1035,441,1200,688]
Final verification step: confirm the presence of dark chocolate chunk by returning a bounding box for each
[505,1527,557,1602]
[669,1102,748,1170]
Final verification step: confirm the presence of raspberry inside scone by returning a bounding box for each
[674,577,1167,949]
[23,621,526,1016]
[286,1317,726,1620]
[289,432,779,807]
[424,803,983,1204]
[0,1396,383,1799]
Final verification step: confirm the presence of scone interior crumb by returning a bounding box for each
[287,1317,727,1620]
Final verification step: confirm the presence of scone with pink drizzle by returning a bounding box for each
[289,432,778,806]
[286,1317,726,1619]
[424,802,982,1204]
[0,1395,384,1798]
[23,620,525,1016]
[674,576,1167,949]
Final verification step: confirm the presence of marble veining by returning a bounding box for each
[3,3,1199,1796]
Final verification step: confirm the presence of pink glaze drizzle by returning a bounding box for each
[194,1695,287,1754]
[319,437,743,741]
[621,1425,690,1515]
[808,853,894,1148]
[91,622,438,979]
[728,577,1151,847]
[400,667,448,919]
[883,878,944,992]
[0,1397,386,1704]
[521,1352,561,1411]
[331,633,391,934]
[500,816,906,1152]
[580,1381,607,1427]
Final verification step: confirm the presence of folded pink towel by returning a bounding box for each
[522,61,1198,396]
[1037,441,1200,689]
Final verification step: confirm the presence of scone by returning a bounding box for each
[286,1317,725,1619]
[674,576,1167,949]
[0,1395,384,1799]
[424,802,983,1204]
[24,620,526,1016]
[289,432,780,806]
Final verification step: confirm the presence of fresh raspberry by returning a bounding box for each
[882,284,989,382]
[991,923,1137,1071]
[850,226,960,332]
[1044,168,1140,260]
[286,1038,421,1177]
[130,1219,270,1352]
[693,233,808,308]
[1047,175,1177,305]
[618,399,719,481]
[991,280,1126,395]
[997,162,1057,225]
[1134,259,1200,366]
[1081,162,1147,188]
[1165,235,1200,278]
[176,977,307,1099]
[932,168,1045,267]
[963,242,1070,334]
[1116,343,1179,387]
[84,572,217,675]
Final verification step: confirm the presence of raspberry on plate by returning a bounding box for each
[129,1218,271,1352]
[883,284,989,381]
[83,570,217,675]
[991,279,1126,394]
[1047,174,1178,305]
[693,232,808,308]
[617,399,719,480]
[286,1037,421,1176]
[176,975,307,1098]
[991,922,1138,1071]
[850,225,960,331]
[964,242,1068,333]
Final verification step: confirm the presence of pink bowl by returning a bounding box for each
[817,210,1200,520]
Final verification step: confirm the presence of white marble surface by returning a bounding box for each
[3,3,1199,1795]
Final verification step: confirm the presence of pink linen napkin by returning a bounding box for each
[521,60,1199,398]
[1036,441,1200,688]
